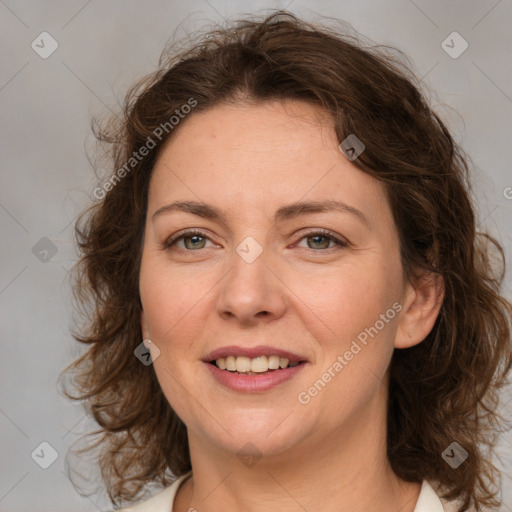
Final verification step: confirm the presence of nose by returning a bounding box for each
[216,245,287,326]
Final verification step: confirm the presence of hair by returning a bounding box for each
[60,10,512,511]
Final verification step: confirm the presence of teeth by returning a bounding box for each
[215,355,301,373]
[268,355,280,370]
[225,356,236,371]
[235,356,251,373]
[251,356,268,373]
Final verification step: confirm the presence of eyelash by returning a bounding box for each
[162,229,349,252]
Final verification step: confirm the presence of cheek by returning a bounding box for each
[294,259,401,412]
[299,273,399,424]
[139,266,207,424]
[139,260,208,364]
[295,261,401,347]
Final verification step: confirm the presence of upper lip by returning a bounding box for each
[203,345,307,363]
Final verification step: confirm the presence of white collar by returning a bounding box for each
[413,480,446,511]
[119,474,454,512]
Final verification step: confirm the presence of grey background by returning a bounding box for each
[1,1,511,511]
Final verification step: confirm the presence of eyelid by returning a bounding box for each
[162,229,216,249]
[292,228,349,249]
[162,227,349,251]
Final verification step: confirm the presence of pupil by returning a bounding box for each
[186,235,204,249]
[309,235,329,249]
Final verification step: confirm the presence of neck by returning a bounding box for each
[175,385,421,512]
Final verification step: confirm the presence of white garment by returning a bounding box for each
[117,472,463,512]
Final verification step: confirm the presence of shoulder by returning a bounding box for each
[114,472,192,512]
[418,480,476,512]
[111,474,473,512]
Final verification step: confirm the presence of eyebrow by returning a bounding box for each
[152,199,370,228]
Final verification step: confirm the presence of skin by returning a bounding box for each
[139,99,444,512]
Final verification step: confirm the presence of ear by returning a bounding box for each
[395,271,444,349]
[140,309,150,340]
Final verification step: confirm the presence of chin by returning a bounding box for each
[200,410,310,458]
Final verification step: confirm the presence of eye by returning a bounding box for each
[162,229,348,252]
[163,230,214,251]
[296,230,348,251]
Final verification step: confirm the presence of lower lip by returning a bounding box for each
[205,362,307,392]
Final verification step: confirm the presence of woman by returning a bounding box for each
[61,11,512,512]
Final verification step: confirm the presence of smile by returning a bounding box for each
[213,355,301,374]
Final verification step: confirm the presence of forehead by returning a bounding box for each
[148,99,391,227]
[155,99,337,172]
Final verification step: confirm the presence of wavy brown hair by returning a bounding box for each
[60,11,512,511]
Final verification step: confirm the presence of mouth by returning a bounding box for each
[209,355,306,375]
[203,345,308,377]
[204,350,308,392]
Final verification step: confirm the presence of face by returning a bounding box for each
[139,99,416,459]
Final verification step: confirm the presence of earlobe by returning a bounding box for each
[395,272,444,349]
